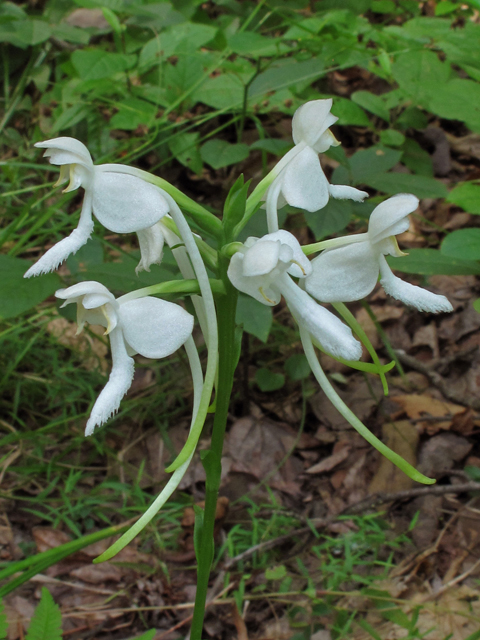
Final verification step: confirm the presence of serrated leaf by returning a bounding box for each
[236,293,272,343]
[200,139,249,170]
[25,587,61,640]
[441,228,480,261]
[447,181,480,214]
[387,248,480,275]
[193,73,245,110]
[71,50,136,81]
[109,97,157,130]
[0,255,61,320]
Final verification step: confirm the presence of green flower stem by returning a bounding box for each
[300,325,435,485]
[118,279,225,303]
[160,215,219,271]
[333,302,390,395]
[190,258,239,640]
[302,233,369,256]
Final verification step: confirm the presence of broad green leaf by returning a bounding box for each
[399,16,453,41]
[227,32,279,57]
[13,19,51,46]
[351,91,390,122]
[391,50,451,108]
[249,58,325,97]
[285,354,311,381]
[193,73,244,109]
[109,98,157,130]
[435,1,458,15]
[304,200,352,240]
[0,255,61,320]
[128,631,156,640]
[447,181,480,214]
[379,129,405,147]
[250,138,291,155]
[441,229,480,261]
[401,138,433,177]
[51,104,90,134]
[265,565,287,580]
[333,146,402,186]
[168,132,203,174]
[428,78,480,131]
[387,248,480,275]
[255,368,285,392]
[200,140,249,170]
[331,98,370,126]
[371,0,396,12]
[159,22,217,58]
[25,587,61,640]
[396,106,428,130]
[52,23,90,44]
[236,293,272,343]
[366,172,448,198]
[75,258,179,293]
[71,50,136,81]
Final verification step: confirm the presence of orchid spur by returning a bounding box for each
[305,194,453,313]
[227,230,362,361]
[25,137,171,277]
[264,99,369,233]
[56,281,194,436]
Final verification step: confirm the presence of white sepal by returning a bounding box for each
[328,184,369,202]
[227,252,281,306]
[292,99,338,151]
[282,146,330,212]
[368,194,418,244]
[35,137,93,168]
[136,222,165,273]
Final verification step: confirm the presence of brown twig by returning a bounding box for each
[224,482,480,569]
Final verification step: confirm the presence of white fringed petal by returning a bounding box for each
[136,223,165,274]
[282,146,330,212]
[328,184,369,202]
[85,327,135,436]
[368,194,419,244]
[92,171,170,234]
[306,242,380,303]
[119,297,194,359]
[379,255,453,313]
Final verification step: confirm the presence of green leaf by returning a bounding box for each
[168,132,203,175]
[447,181,480,214]
[224,175,250,238]
[200,140,249,170]
[51,104,90,134]
[331,97,370,126]
[227,32,279,57]
[428,78,480,131]
[435,0,458,15]
[401,138,433,177]
[351,91,390,122]
[304,199,352,240]
[0,255,61,320]
[249,58,326,98]
[334,146,402,186]
[255,368,285,392]
[366,172,448,198]
[265,565,287,580]
[441,229,480,261]
[192,73,244,110]
[387,248,480,275]
[371,0,396,12]
[250,138,291,155]
[396,106,428,130]
[128,631,156,640]
[285,354,311,381]
[71,50,136,81]
[109,97,157,130]
[391,49,451,108]
[379,129,405,147]
[25,587,61,640]
[0,599,7,639]
[236,294,272,343]
[13,19,51,46]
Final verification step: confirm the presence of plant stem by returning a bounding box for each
[190,257,238,639]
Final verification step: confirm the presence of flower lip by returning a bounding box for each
[35,137,93,168]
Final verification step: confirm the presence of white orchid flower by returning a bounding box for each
[56,281,194,436]
[227,230,362,361]
[25,137,171,277]
[265,99,369,232]
[305,194,453,313]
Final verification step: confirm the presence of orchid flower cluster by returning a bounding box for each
[26,99,452,568]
